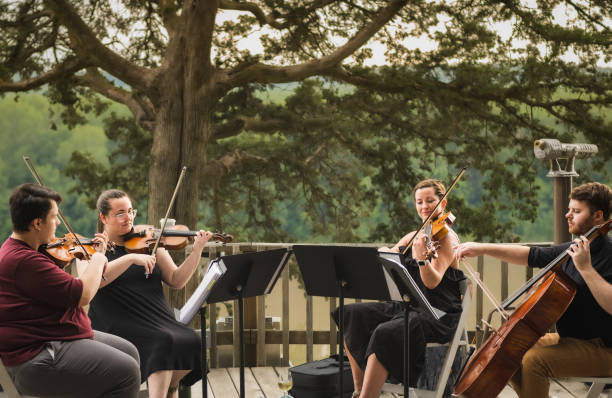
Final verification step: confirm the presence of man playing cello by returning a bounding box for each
[455,182,612,398]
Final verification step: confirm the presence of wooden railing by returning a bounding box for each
[185,241,552,368]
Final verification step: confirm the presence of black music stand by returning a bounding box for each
[378,252,442,397]
[199,248,291,398]
[293,246,438,398]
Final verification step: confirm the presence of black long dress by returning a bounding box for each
[332,253,464,385]
[88,246,202,385]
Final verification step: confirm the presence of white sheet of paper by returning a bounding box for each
[177,259,227,324]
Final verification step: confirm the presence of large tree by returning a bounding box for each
[1,0,611,242]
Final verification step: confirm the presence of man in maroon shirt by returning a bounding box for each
[0,183,141,397]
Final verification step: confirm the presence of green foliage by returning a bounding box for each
[0,93,119,238]
[1,0,611,246]
[65,114,151,210]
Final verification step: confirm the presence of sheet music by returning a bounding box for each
[177,259,227,324]
[382,266,402,301]
[378,252,445,320]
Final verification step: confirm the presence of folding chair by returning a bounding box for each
[381,277,473,398]
[554,377,612,398]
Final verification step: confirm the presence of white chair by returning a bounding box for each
[0,358,36,398]
[381,277,473,398]
[554,376,612,398]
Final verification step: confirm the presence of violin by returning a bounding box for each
[41,233,102,268]
[122,225,233,254]
[424,211,456,260]
[23,156,103,269]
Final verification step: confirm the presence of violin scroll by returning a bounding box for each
[210,232,233,244]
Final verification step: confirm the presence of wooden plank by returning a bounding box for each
[501,261,509,300]
[207,368,238,398]
[209,303,217,368]
[306,295,313,362]
[257,295,266,366]
[228,367,264,398]
[526,265,533,281]
[185,379,213,398]
[251,366,283,398]
[476,255,484,346]
[329,296,337,356]
[214,329,336,345]
[207,380,214,398]
[273,366,290,377]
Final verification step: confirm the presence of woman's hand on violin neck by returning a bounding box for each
[92,231,109,253]
[128,253,156,275]
[192,230,213,252]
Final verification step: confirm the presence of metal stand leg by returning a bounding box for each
[238,290,245,398]
[338,282,345,398]
[404,303,411,398]
[201,306,207,398]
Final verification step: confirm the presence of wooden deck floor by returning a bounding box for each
[185,367,600,398]
[1,367,600,397]
[189,366,399,398]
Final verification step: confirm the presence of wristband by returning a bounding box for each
[416,259,430,267]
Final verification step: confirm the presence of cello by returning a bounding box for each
[454,219,612,398]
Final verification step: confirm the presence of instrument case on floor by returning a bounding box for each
[289,354,354,398]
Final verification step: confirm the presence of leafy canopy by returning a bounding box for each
[1,0,610,243]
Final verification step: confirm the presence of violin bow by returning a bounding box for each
[146,166,188,278]
[401,166,467,256]
[23,156,92,262]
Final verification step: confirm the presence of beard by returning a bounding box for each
[568,219,596,236]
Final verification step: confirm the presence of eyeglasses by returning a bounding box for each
[111,209,137,219]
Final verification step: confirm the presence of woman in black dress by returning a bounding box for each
[88,189,212,398]
[333,179,464,398]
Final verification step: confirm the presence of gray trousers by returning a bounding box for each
[6,330,141,398]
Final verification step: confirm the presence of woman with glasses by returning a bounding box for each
[88,189,213,398]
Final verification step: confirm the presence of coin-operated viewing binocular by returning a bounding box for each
[534,139,598,177]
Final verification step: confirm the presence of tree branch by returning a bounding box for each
[219,0,288,29]
[219,0,338,29]
[203,149,268,177]
[75,68,156,131]
[324,66,406,93]
[213,115,334,140]
[222,0,407,86]
[158,0,181,38]
[44,0,154,92]
[0,57,88,93]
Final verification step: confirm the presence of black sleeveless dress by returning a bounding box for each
[332,254,465,385]
[88,246,202,385]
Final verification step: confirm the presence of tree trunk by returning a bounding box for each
[147,49,219,312]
